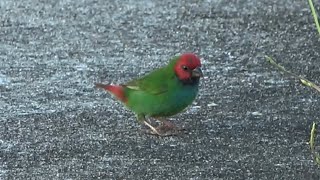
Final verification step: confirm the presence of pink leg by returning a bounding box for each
[143,120,162,136]
[141,117,186,136]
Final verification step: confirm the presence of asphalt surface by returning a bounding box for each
[1,0,320,179]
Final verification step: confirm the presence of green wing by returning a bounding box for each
[125,67,171,95]
[124,57,179,95]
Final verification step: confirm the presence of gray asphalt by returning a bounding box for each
[1,0,320,179]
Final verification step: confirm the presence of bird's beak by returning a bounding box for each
[191,67,203,78]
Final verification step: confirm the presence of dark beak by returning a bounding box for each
[191,67,203,78]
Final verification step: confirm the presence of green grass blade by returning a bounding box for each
[308,0,320,35]
[309,122,320,166]
[266,56,320,165]
[265,56,320,93]
[310,122,317,151]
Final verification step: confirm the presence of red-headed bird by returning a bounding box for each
[95,53,203,136]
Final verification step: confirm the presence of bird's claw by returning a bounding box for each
[142,121,186,136]
[142,128,186,136]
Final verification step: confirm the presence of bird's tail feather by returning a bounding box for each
[95,83,127,103]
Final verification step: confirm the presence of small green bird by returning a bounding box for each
[95,53,203,136]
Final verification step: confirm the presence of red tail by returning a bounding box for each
[95,83,127,103]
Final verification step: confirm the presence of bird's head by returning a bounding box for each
[174,53,203,82]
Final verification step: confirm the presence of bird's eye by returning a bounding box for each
[182,65,189,71]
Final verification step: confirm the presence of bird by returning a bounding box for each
[95,53,203,136]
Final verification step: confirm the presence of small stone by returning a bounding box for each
[207,102,218,107]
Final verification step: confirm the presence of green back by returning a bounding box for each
[125,56,179,95]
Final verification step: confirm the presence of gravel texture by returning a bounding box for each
[1,0,320,179]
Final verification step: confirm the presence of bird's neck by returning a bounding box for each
[179,77,200,86]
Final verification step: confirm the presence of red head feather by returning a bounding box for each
[174,53,202,81]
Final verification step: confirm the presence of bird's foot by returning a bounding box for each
[155,122,187,136]
[143,128,186,136]
[142,120,162,136]
[159,119,186,131]
[142,120,186,136]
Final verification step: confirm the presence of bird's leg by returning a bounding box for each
[137,114,163,136]
[138,114,185,136]
[143,120,163,136]
[146,117,158,127]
